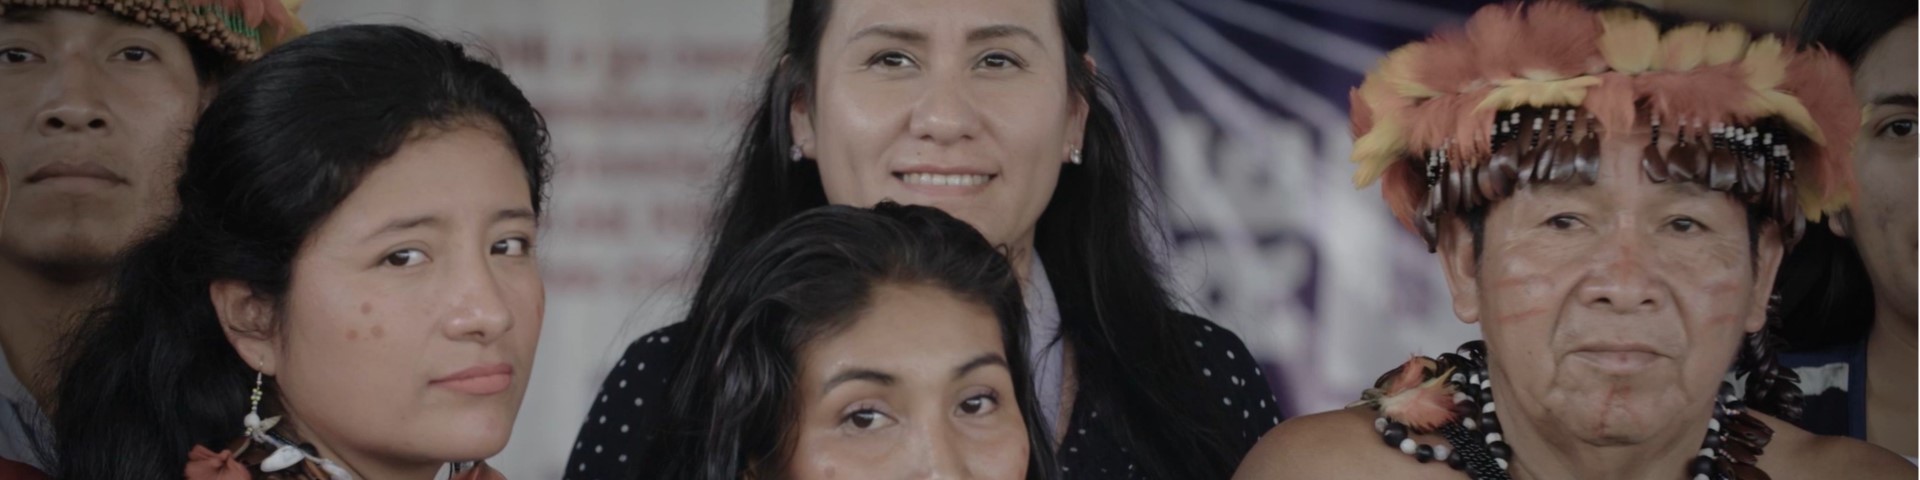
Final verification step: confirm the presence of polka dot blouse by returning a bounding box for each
[564,316,1281,479]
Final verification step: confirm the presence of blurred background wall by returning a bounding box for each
[296,1,1810,477]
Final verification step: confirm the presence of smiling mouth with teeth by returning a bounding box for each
[895,172,995,187]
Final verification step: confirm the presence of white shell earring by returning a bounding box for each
[1069,148,1083,165]
[789,145,804,162]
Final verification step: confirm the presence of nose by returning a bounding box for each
[1574,228,1667,314]
[907,74,982,147]
[35,62,113,136]
[913,420,970,480]
[440,256,515,344]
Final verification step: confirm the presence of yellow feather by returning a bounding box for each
[1741,35,1787,92]
[1351,119,1407,187]
[1379,44,1441,99]
[1658,23,1710,72]
[1750,90,1826,145]
[1599,9,1659,73]
[1703,23,1749,65]
[1476,76,1603,112]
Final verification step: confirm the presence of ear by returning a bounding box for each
[210,280,279,375]
[784,57,817,159]
[199,83,219,112]
[1064,55,1095,160]
[1436,215,1484,325]
[1827,209,1852,238]
[1746,221,1787,333]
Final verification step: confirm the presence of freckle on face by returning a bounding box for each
[346,330,359,341]
[370,325,385,339]
[361,302,373,315]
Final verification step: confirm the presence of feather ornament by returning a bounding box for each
[1598,8,1659,73]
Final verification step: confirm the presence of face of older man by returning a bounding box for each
[1436,123,1785,446]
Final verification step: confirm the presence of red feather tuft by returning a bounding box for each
[1512,0,1604,79]
[1633,64,1752,126]
[1350,87,1376,138]
[1585,73,1639,142]
[1377,356,1460,432]
[1415,29,1485,95]
[1780,47,1861,215]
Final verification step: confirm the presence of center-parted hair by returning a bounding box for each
[52,24,552,479]
[649,202,1057,479]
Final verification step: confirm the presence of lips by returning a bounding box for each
[431,363,514,395]
[1566,344,1666,373]
[891,164,998,195]
[26,162,126,185]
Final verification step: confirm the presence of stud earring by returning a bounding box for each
[789,145,804,162]
[1069,148,1083,165]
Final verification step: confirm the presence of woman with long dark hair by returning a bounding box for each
[568,0,1280,478]
[648,202,1054,479]
[53,24,554,479]
[1773,0,1917,459]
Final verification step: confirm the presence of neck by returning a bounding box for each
[0,256,106,410]
[290,419,446,480]
[1492,382,1709,480]
[1864,301,1916,456]
[1007,235,1036,285]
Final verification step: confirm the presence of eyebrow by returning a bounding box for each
[362,209,536,242]
[848,24,1043,47]
[1873,94,1917,108]
[952,353,1008,380]
[822,368,896,396]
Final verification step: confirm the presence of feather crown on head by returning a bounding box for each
[1349,0,1858,249]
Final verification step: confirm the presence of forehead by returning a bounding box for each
[801,283,1003,370]
[2,8,159,35]
[1856,19,1918,98]
[825,0,1060,40]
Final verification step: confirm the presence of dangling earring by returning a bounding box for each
[1069,148,1083,165]
[789,144,804,162]
[244,370,276,437]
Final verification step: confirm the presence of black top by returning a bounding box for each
[564,316,1281,479]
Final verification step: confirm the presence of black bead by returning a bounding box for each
[1688,456,1715,476]
[1462,383,1482,398]
[1480,414,1500,433]
[1478,389,1496,404]
[1383,422,1408,447]
[1487,441,1511,460]
[1703,432,1723,449]
[1448,451,1467,470]
[1415,445,1434,463]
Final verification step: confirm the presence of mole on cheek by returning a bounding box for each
[360,302,373,316]
[346,329,359,341]
[370,325,385,339]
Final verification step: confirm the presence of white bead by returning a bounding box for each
[1454,392,1472,404]
[1496,458,1510,470]
[261,445,305,472]
[1708,418,1720,431]
[1463,418,1478,430]
[1482,402,1496,414]
[1375,418,1388,433]
[1486,433,1503,443]
[1399,438,1417,455]
[1694,475,1710,480]
[1700,448,1715,457]
[1433,444,1451,461]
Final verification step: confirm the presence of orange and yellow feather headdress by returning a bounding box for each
[1349,1,1857,249]
[0,0,307,61]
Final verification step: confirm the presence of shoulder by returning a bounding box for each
[1234,407,1453,480]
[1755,412,1914,479]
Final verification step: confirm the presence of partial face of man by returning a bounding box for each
[0,8,203,276]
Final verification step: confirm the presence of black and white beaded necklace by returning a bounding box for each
[1366,341,1774,480]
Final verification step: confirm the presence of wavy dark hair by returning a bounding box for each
[649,202,1056,479]
[689,0,1240,477]
[1770,0,1917,353]
[51,24,552,479]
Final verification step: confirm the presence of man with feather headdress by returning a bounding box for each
[0,0,304,475]
[1235,1,1912,479]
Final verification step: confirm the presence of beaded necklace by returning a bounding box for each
[1360,341,1774,480]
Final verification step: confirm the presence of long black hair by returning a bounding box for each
[693,0,1239,477]
[51,24,552,479]
[650,202,1056,479]
[1770,0,1918,353]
